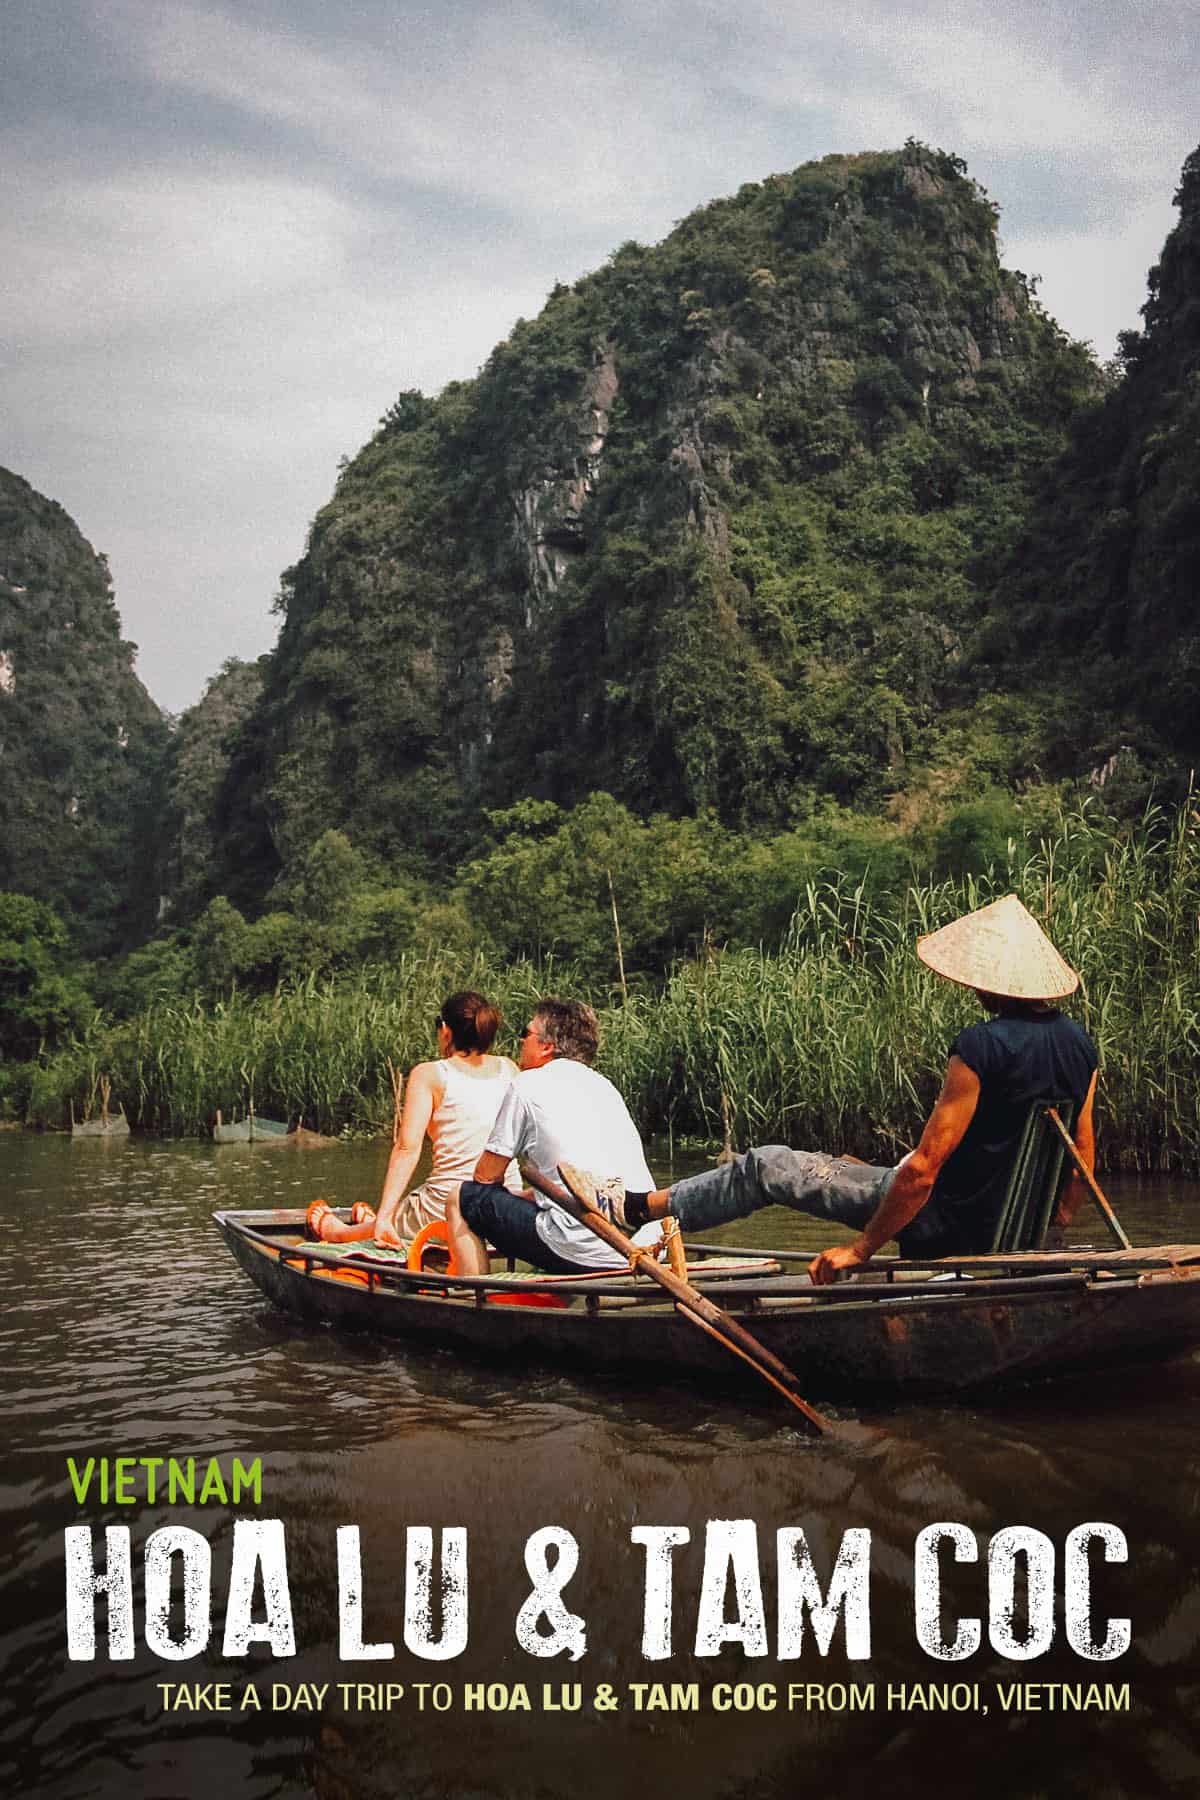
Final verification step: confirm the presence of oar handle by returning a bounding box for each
[521,1166,585,1217]
[1043,1108,1131,1250]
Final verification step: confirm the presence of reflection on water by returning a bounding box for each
[2,1133,1198,1798]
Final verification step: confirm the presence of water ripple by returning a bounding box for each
[4,1135,1199,1798]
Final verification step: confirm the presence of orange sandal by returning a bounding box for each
[350,1203,377,1225]
[306,1199,334,1240]
[307,1199,378,1244]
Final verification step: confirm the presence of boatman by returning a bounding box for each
[562,896,1099,1284]
[445,997,664,1275]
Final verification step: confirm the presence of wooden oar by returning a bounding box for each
[520,1163,834,1435]
[1043,1108,1132,1250]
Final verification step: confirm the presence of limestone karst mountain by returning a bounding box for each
[985,145,1200,778]
[0,469,166,953]
[8,139,1197,951]
[218,141,1099,901]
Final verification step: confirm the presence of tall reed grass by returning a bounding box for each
[28,803,1200,1170]
[607,802,1200,1170]
[27,952,575,1138]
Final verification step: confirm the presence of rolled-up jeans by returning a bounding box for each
[668,1147,955,1256]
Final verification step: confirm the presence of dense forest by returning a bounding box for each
[1,140,1197,1151]
[218,140,1105,897]
[989,145,1200,762]
[0,470,167,957]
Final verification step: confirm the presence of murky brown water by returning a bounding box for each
[3,1132,1199,1799]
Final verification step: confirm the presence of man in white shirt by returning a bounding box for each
[446,997,662,1274]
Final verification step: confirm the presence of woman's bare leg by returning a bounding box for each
[323,1218,377,1242]
[444,1184,491,1276]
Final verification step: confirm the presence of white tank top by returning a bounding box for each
[423,1058,516,1202]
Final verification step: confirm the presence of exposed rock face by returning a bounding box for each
[0,468,166,952]
[991,140,1200,773]
[221,142,1102,891]
[514,342,619,614]
[161,657,265,919]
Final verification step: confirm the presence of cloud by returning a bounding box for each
[716,0,1191,205]
[96,1,788,230]
[1005,192,1181,356]
[2,196,551,711]
[85,3,1195,270]
[8,0,1192,710]
[0,159,358,349]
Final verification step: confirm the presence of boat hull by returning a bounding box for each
[71,1111,129,1138]
[215,1211,1200,1402]
[212,1116,291,1143]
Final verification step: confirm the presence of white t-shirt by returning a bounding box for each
[483,1058,659,1270]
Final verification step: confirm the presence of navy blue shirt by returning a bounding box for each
[925,1010,1098,1253]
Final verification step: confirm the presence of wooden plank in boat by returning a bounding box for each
[701,1241,1200,1275]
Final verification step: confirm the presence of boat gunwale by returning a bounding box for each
[214,1208,787,1305]
[213,1209,1166,1312]
[213,1210,1200,1399]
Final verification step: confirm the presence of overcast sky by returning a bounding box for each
[2,1,1195,715]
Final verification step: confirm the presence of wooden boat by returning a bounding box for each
[212,1109,291,1144]
[70,1105,129,1139]
[213,1207,1200,1402]
[70,1075,129,1137]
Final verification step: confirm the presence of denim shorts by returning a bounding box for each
[458,1182,588,1274]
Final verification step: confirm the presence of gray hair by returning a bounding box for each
[532,998,600,1065]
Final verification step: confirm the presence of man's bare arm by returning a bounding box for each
[471,1147,538,1203]
[1053,1070,1098,1226]
[473,1149,512,1184]
[809,1055,982,1284]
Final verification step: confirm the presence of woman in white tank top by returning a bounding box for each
[309,991,517,1246]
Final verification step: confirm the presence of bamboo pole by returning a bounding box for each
[606,868,628,1003]
[717,1089,735,1165]
[1043,1107,1132,1250]
[673,1303,832,1414]
[387,1060,405,1144]
[660,1215,688,1281]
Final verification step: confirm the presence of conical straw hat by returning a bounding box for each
[916,894,1078,1000]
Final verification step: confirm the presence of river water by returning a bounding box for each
[2,1131,1198,1799]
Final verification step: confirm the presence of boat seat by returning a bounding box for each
[989,1100,1076,1253]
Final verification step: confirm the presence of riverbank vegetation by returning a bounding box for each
[5,797,1199,1171]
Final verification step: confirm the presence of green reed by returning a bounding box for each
[28,952,591,1139]
[26,801,1200,1170]
[601,799,1200,1171]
